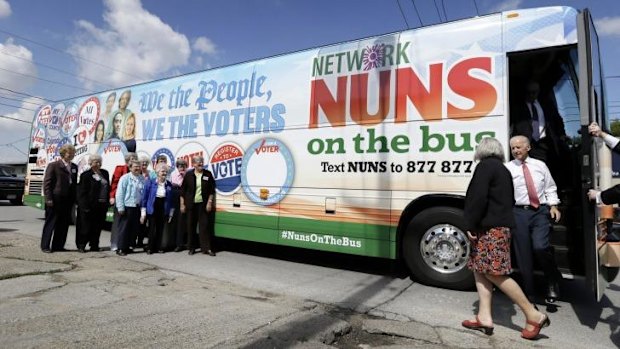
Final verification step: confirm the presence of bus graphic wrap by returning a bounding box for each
[26,7,609,293]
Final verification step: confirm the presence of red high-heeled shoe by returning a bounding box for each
[462,316,494,335]
[521,313,550,340]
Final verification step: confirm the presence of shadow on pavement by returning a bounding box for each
[217,237,408,279]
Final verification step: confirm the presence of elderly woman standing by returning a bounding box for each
[136,155,154,248]
[180,155,216,256]
[109,152,138,251]
[76,155,110,252]
[115,160,145,256]
[462,137,550,340]
[141,165,174,254]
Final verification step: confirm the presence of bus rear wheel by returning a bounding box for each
[402,207,474,290]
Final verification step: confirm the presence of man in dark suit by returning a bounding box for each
[41,144,78,252]
[511,80,568,189]
[180,155,216,256]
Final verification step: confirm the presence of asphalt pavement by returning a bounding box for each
[1,203,619,348]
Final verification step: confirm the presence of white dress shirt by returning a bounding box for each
[602,133,620,150]
[505,157,560,206]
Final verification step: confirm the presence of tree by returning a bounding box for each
[610,119,620,137]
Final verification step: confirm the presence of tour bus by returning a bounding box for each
[25,6,616,300]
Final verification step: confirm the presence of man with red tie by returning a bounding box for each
[506,135,562,304]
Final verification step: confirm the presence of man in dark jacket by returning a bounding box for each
[511,80,568,189]
[41,144,78,252]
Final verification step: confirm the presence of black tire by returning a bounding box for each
[402,206,474,290]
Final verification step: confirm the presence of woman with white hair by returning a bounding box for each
[76,154,110,252]
[140,164,174,254]
[461,137,550,340]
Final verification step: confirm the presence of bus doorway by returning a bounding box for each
[508,45,585,279]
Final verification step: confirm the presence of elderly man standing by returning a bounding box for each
[506,135,562,304]
[41,144,78,253]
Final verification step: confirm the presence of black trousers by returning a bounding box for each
[512,206,561,297]
[171,186,187,248]
[76,203,108,249]
[147,198,166,252]
[117,207,140,251]
[136,217,148,247]
[187,202,212,252]
[41,196,72,251]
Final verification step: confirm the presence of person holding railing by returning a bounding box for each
[587,122,620,204]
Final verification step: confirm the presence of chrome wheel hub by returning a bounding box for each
[419,224,470,274]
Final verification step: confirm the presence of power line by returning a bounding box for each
[0,100,38,112]
[0,27,147,81]
[0,93,44,107]
[0,136,29,146]
[440,0,448,21]
[410,0,424,26]
[0,48,116,90]
[0,87,50,103]
[395,0,411,29]
[472,0,480,16]
[6,143,27,156]
[0,114,31,124]
[432,0,444,22]
[0,66,95,93]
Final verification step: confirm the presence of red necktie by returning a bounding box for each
[522,162,540,208]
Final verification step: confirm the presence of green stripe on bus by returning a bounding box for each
[215,211,396,258]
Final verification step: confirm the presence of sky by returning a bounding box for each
[0,0,619,163]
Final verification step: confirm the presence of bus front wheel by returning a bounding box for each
[402,207,474,290]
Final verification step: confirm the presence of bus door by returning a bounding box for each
[577,9,616,301]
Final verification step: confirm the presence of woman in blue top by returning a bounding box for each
[141,164,174,254]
